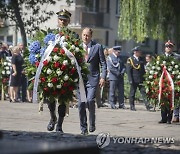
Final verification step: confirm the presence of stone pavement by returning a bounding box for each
[0,100,180,154]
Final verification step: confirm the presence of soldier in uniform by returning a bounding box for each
[159,40,180,124]
[126,46,152,111]
[46,9,75,133]
[107,46,126,109]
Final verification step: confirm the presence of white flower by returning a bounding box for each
[64,75,69,81]
[56,70,63,76]
[162,61,166,65]
[71,59,75,65]
[56,85,62,89]
[176,70,179,74]
[172,71,175,75]
[48,40,53,45]
[154,72,158,75]
[75,47,79,52]
[8,63,11,66]
[152,66,155,69]
[168,68,172,72]
[47,69,52,74]
[74,78,78,82]
[175,65,179,69]
[171,61,175,65]
[47,83,53,88]
[157,67,161,70]
[63,60,68,65]
[3,62,7,65]
[5,66,9,70]
[149,75,153,79]
[71,45,75,49]
[2,71,5,74]
[156,61,160,65]
[46,56,52,62]
[177,75,180,79]
[6,71,10,75]
[150,70,154,74]
[53,55,60,61]
[63,42,68,47]
[61,36,65,42]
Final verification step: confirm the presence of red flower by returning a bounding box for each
[43,87,48,92]
[66,35,69,39]
[61,64,66,71]
[60,89,66,94]
[68,86,74,91]
[54,62,60,68]
[78,58,83,63]
[52,91,58,95]
[43,60,49,66]
[41,77,46,82]
[153,74,157,79]
[177,81,180,86]
[53,47,58,53]
[171,75,174,78]
[35,61,39,67]
[60,49,65,54]
[52,77,58,83]
[75,41,79,46]
[70,67,76,74]
[59,32,64,36]
[63,82,68,87]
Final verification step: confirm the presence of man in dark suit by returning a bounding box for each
[77,27,107,135]
[126,46,152,111]
[159,40,180,124]
[107,46,126,109]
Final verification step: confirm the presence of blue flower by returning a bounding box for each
[29,41,41,54]
[40,47,46,57]
[44,33,55,45]
[29,53,37,64]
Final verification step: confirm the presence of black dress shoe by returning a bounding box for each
[47,118,57,131]
[111,105,117,109]
[89,127,96,133]
[130,107,136,111]
[146,105,153,111]
[167,121,171,124]
[119,105,126,109]
[158,120,167,124]
[81,130,88,135]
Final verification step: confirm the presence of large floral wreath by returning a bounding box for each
[144,55,180,109]
[24,27,89,104]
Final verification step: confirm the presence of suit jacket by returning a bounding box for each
[126,56,145,84]
[86,40,107,87]
[107,53,125,81]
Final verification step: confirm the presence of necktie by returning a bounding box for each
[84,45,88,62]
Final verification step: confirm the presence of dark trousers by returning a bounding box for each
[77,81,96,132]
[129,82,148,108]
[18,74,27,102]
[161,107,173,122]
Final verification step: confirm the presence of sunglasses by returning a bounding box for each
[165,45,173,48]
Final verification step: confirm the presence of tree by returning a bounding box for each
[118,0,180,48]
[0,0,72,47]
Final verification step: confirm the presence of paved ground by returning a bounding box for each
[0,100,180,154]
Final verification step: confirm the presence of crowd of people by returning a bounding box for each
[0,9,179,135]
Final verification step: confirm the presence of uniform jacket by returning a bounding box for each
[126,56,145,84]
[86,40,107,87]
[107,53,125,81]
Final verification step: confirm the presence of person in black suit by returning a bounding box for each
[126,46,152,111]
[159,40,180,124]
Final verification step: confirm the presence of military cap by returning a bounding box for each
[131,46,141,52]
[113,46,122,52]
[165,40,174,47]
[56,9,71,19]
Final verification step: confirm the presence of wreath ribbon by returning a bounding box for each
[158,66,174,110]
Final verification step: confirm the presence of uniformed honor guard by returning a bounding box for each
[126,46,152,111]
[107,46,126,109]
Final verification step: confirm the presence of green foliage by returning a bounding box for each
[118,0,178,43]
